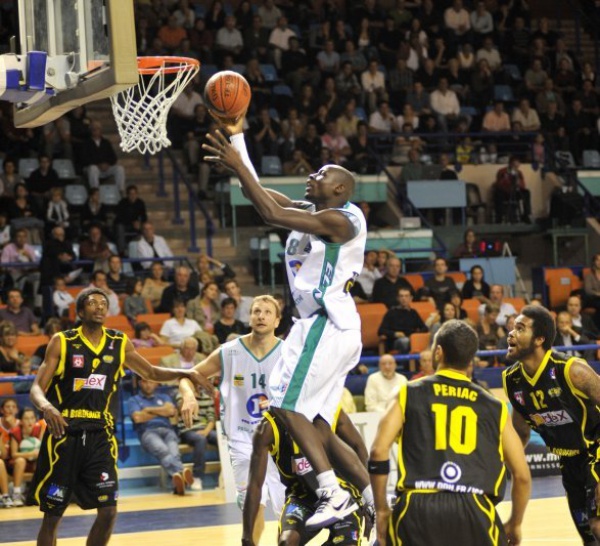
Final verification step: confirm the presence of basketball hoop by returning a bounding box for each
[110,56,200,155]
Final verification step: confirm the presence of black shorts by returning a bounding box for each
[279,495,363,545]
[560,452,600,543]
[28,428,119,516]
[388,491,508,546]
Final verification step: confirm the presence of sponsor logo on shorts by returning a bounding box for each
[100,472,109,482]
[293,456,312,476]
[246,393,268,418]
[73,374,107,391]
[233,374,244,387]
[98,495,108,502]
[72,354,84,368]
[440,462,462,484]
[513,391,524,405]
[47,484,66,503]
[96,471,116,490]
[530,410,573,427]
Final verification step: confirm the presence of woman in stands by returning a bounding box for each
[461,264,491,304]
[0,323,27,373]
[141,262,169,312]
[185,282,221,334]
[425,301,457,336]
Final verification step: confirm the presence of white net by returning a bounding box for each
[110,57,200,155]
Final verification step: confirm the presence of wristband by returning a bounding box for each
[368,459,390,475]
[230,133,259,183]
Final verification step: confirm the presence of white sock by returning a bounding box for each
[13,487,21,494]
[362,485,374,507]
[316,470,339,491]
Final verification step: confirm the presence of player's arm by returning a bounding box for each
[242,418,274,546]
[369,395,405,546]
[567,358,600,406]
[124,338,211,391]
[29,334,69,438]
[204,131,355,241]
[511,410,531,447]
[501,409,531,546]
[179,348,222,428]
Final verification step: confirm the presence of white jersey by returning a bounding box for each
[284,201,366,330]
[219,336,283,443]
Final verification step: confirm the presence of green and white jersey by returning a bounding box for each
[219,336,283,444]
[284,202,366,330]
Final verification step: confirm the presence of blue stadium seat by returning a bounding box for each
[261,156,283,176]
[268,108,280,121]
[494,85,515,102]
[460,106,479,117]
[231,64,246,75]
[64,184,88,206]
[99,184,121,206]
[273,84,293,97]
[504,64,522,81]
[202,64,219,79]
[260,63,278,82]
[583,150,600,168]
[355,107,367,121]
[53,158,76,179]
[18,158,39,179]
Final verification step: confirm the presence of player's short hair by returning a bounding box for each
[434,320,478,369]
[251,295,281,319]
[76,287,110,314]
[520,305,556,351]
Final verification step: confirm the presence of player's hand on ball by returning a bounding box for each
[209,108,247,136]
[42,404,68,438]
[203,130,244,172]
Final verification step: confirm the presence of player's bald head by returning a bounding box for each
[327,165,355,197]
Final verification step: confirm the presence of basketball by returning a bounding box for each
[204,71,251,119]
[19,436,41,453]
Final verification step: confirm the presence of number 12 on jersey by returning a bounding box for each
[431,403,478,455]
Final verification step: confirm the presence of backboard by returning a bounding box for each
[13,0,138,128]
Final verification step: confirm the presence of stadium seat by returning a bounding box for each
[446,271,467,286]
[272,84,293,98]
[137,346,176,366]
[105,315,132,332]
[462,299,481,324]
[409,332,430,353]
[16,335,49,357]
[355,107,367,121]
[411,301,436,323]
[260,64,278,82]
[404,274,424,292]
[99,184,121,206]
[583,150,600,168]
[18,158,39,179]
[544,269,581,309]
[231,64,246,75]
[261,155,283,176]
[136,313,171,334]
[0,380,16,396]
[357,303,387,351]
[53,159,77,179]
[503,64,522,81]
[493,85,514,102]
[504,297,526,313]
[65,184,88,206]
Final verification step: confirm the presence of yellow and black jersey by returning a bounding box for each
[503,350,600,457]
[397,370,507,502]
[264,411,361,502]
[46,327,128,431]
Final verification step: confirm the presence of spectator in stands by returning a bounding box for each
[476,303,505,366]
[470,59,495,110]
[160,337,205,370]
[0,323,27,373]
[132,322,164,349]
[462,265,491,303]
[0,413,13,507]
[52,276,74,318]
[540,100,565,141]
[137,221,174,270]
[81,121,126,195]
[222,279,253,327]
[368,101,399,134]
[243,15,271,63]
[444,0,471,53]
[536,79,566,116]
[186,281,221,333]
[398,149,424,188]
[141,262,169,312]
[157,15,188,53]
[175,379,217,491]
[566,98,598,164]
[67,106,92,169]
[194,254,236,290]
[170,83,205,148]
[9,407,44,506]
[388,58,414,111]
[347,122,377,175]
[453,229,482,259]
[476,37,502,72]
[412,349,434,379]
[493,155,532,224]
[340,40,367,75]
[281,37,316,97]
[283,149,313,176]
[79,224,111,273]
[88,270,120,316]
[214,298,247,344]
[26,154,59,209]
[426,301,458,336]
[159,266,199,314]
[508,17,530,70]
[575,79,599,117]
[249,107,281,169]
[531,17,560,51]
[205,0,226,31]
[419,0,443,37]
[0,288,40,335]
[372,256,413,308]
[583,254,600,329]
[296,124,322,169]
[129,378,193,495]
[566,294,599,340]
[470,1,493,41]
[106,254,131,295]
[0,158,23,198]
[524,58,548,95]
[377,16,403,69]
[115,185,148,255]
[43,117,72,161]
[336,68,362,111]
[45,187,70,237]
[123,278,146,325]
[580,61,596,87]
[215,15,244,64]
[268,16,296,70]
[81,188,109,235]
[555,311,595,360]
[316,39,340,77]
[553,38,577,74]
[1,228,40,304]
[478,284,515,327]
[420,257,458,310]
[160,299,203,349]
[356,250,382,300]
[378,286,428,354]
[430,78,463,133]
[321,120,351,165]
[361,60,388,114]
[258,0,282,30]
[8,184,44,240]
[511,99,541,132]
[364,354,407,412]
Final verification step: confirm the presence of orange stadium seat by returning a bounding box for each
[411,301,436,323]
[409,332,431,353]
[462,299,481,324]
[504,297,527,313]
[403,274,424,293]
[446,271,467,286]
[357,303,387,351]
[136,313,171,334]
[544,269,581,309]
[137,346,175,365]
[16,335,49,357]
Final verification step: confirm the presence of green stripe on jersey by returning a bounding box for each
[281,313,327,410]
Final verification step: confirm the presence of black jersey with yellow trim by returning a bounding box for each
[503,350,600,457]
[46,327,128,431]
[397,370,507,502]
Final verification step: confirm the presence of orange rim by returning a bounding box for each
[137,56,200,75]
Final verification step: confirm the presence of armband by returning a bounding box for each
[367,459,390,475]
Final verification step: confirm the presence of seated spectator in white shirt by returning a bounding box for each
[160,299,203,349]
[482,101,511,132]
[430,78,463,133]
[52,276,74,317]
[444,0,471,38]
[511,98,541,132]
[268,16,296,69]
[368,101,400,134]
[478,284,516,327]
[1,228,40,306]
[361,60,388,114]
[470,2,494,36]
[364,354,408,412]
[356,250,382,299]
[476,37,502,72]
[137,222,174,269]
[88,270,120,316]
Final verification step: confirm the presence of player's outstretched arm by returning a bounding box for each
[29,334,69,438]
[510,408,531,447]
[501,409,531,546]
[369,395,405,546]
[204,131,355,241]
[242,418,274,546]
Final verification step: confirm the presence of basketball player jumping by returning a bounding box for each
[204,117,372,528]
[29,288,206,546]
[503,305,600,544]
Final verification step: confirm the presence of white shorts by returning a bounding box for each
[269,313,362,424]
[229,441,285,514]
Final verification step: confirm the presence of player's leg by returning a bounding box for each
[320,507,363,546]
[278,496,319,546]
[37,514,63,546]
[87,506,117,546]
[561,455,598,544]
[11,456,26,505]
[584,455,600,544]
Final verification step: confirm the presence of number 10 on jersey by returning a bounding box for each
[432,404,478,455]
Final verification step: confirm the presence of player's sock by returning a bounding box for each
[13,487,21,495]
[362,485,374,507]
[316,470,338,491]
